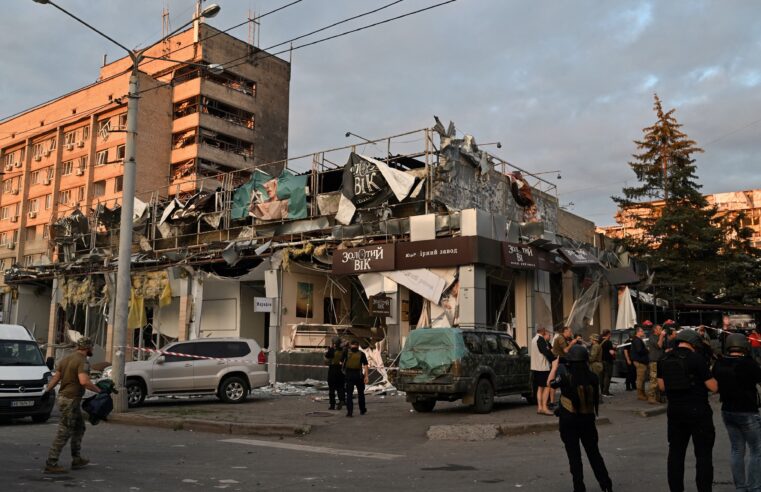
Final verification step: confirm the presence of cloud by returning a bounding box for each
[1,0,759,227]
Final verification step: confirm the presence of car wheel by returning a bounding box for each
[473,378,494,414]
[219,376,249,404]
[32,413,51,423]
[411,399,436,413]
[126,378,146,408]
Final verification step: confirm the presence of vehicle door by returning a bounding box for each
[151,342,196,392]
[499,335,530,390]
[482,333,508,391]
[461,332,483,383]
[192,342,232,391]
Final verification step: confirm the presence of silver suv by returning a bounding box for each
[102,338,268,407]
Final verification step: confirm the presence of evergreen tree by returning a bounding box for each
[612,94,724,303]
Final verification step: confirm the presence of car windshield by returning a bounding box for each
[0,340,45,366]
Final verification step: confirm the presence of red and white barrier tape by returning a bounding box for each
[117,345,395,371]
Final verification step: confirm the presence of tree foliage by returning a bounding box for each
[612,94,759,305]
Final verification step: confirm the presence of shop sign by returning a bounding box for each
[254,297,273,313]
[396,237,476,269]
[502,242,538,269]
[369,294,392,316]
[333,243,395,274]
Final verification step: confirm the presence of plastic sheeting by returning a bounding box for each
[399,328,466,383]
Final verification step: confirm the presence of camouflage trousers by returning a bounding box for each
[47,396,85,465]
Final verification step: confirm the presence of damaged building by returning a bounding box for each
[0,22,289,350]
[2,111,636,381]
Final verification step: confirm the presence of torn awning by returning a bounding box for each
[604,266,640,285]
[335,153,417,225]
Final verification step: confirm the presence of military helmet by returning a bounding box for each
[76,336,93,350]
[725,333,750,354]
[675,330,702,348]
[566,344,589,363]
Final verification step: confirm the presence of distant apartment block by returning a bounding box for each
[0,24,290,273]
[598,189,761,248]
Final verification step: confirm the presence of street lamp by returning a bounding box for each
[480,141,502,149]
[345,132,379,145]
[34,0,220,412]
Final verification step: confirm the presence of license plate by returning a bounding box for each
[11,400,34,408]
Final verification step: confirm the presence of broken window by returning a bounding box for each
[96,150,108,166]
[116,145,125,161]
[62,160,74,175]
[172,129,197,149]
[92,181,106,198]
[114,175,123,193]
[59,189,72,205]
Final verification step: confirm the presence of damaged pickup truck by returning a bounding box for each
[392,328,531,414]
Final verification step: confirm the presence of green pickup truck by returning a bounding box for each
[392,328,532,414]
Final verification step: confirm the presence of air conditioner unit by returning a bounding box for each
[44,150,52,157]
[34,155,41,162]
[77,141,85,148]
[7,242,15,250]
[75,169,84,176]
[15,161,22,167]
[42,178,51,186]
[4,165,12,172]
[10,189,19,195]
[10,216,18,223]
[65,144,74,151]
[28,211,37,219]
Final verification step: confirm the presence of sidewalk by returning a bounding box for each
[109,379,666,445]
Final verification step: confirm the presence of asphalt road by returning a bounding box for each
[2,397,738,492]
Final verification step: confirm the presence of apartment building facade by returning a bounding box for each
[598,189,761,249]
[0,24,290,330]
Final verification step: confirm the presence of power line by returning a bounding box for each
[222,0,457,73]
[137,0,306,72]
[135,0,455,98]
[263,0,405,52]
[703,117,761,146]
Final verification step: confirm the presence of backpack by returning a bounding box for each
[660,351,693,391]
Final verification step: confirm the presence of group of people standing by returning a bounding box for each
[530,326,617,417]
[531,320,761,492]
[324,337,370,417]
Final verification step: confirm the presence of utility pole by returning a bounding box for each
[34,0,221,412]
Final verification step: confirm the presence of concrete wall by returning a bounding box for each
[199,24,290,174]
[200,277,240,338]
[12,284,52,343]
[557,209,596,244]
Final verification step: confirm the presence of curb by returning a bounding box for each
[427,417,611,441]
[635,406,667,418]
[108,414,311,437]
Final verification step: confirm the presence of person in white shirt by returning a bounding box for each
[530,327,555,415]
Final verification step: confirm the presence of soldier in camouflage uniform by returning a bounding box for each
[44,337,101,474]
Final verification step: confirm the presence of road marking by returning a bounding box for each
[220,438,403,461]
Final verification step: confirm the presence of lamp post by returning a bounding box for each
[33,0,220,412]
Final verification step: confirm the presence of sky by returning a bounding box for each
[1,0,760,226]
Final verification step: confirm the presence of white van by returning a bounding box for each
[0,324,55,422]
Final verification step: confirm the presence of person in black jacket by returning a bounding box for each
[550,345,613,492]
[600,330,615,397]
[712,333,761,491]
[658,330,718,492]
[631,326,650,401]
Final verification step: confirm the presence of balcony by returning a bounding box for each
[172,72,256,112]
[171,143,254,170]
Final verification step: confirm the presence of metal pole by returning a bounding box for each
[111,54,141,412]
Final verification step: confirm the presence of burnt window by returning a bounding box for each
[462,332,482,354]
